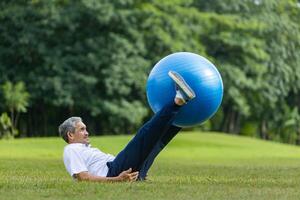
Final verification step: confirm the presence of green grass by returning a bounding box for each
[1,132,300,200]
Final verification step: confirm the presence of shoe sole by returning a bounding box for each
[168,71,196,99]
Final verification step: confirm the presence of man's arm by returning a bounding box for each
[75,168,139,182]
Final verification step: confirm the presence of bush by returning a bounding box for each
[240,122,258,137]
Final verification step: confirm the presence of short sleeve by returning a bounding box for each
[63,148,88,177]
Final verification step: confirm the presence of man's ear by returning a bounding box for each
[67,132,74,141]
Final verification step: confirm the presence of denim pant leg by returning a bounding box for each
[138,125,182,179]
[106,102,180,177]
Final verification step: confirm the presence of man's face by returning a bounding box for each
[68,121,90,144]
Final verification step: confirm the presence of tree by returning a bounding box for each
[0,0,150,135]
[192,0,300,143]
[192,0,270,133]
[2,81,30,133]
[0,112,18,139]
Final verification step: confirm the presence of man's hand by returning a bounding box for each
[117,168,139,182]
[75,169,139,182]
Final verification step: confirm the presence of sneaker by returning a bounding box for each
[168,71,196,102]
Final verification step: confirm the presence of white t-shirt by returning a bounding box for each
[63,143,115,178]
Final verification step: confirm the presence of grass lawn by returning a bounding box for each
[1,131,300,200]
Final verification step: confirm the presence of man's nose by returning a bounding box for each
[85,130,89,136]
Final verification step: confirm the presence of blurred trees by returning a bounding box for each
[0,0,149,135]
[0,0,299,144]
[193,0,300,143]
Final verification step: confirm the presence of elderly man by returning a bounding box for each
[59,71,195,182]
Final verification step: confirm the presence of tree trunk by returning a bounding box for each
[220,105,231,133]
[228,110,236,133]
[260,120,269,140]
[15,112,20,131]
[235,112,242,134]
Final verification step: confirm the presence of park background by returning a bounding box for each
[1,1,300,200]
[1,0,300,144]
[0,0,300,144]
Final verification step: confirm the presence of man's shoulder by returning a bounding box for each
[64,143,84,153]
[63,144,86,160]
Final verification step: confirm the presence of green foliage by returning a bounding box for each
[269,105,300,144]
[240,121,258,137]
[2,81,29,114]
[0,0,149,134]
[0,112,18,139]
[192,0,300,142]
[2,81,29,137]
[138,0,207,61]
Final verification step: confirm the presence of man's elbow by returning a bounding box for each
[74,172,90,181]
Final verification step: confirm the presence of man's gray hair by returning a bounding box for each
[59,117,82,143]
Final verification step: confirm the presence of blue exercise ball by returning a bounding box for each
[146,52,223,127]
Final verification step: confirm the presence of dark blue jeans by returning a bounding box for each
[106,102,182,178]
